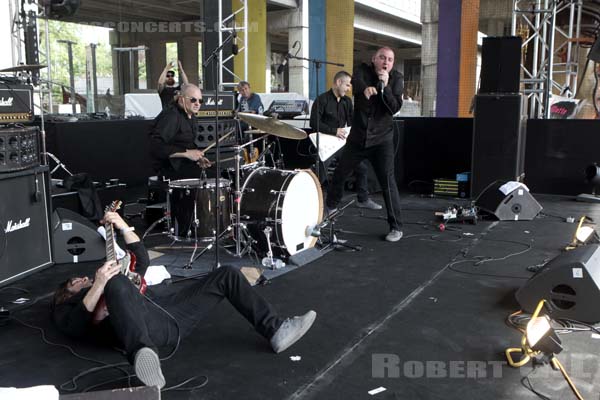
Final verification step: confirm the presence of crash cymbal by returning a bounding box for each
[0,64,47,73]
[238,113,307,140]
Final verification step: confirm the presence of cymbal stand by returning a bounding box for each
[185,225,233,268]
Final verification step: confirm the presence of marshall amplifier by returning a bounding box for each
[0,83,34,123]
[0,166,53,286]
[195,91,235,117]
[0,126,40,172]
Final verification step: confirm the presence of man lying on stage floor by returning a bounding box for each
[51,211,317,389]
[149,83,212,180]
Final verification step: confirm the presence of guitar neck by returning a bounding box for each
[105,223,117,262]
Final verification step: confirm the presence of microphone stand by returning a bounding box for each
[202,32,235,271]
[284,52,343,181]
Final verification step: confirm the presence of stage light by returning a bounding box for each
[506,299,561,367]
[525,315,563,356]
[566,216,599,250]
[506,300,584,400]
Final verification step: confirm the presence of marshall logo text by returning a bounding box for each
[0,97,15,107]
[5,218,31,233]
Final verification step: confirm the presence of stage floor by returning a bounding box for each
[1,191,600,399]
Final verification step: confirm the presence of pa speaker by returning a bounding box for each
[516,244,600,323]
[471,94,526,198]
[480,36,521,94]
[52,208,105,264]
[0,167,53,286]
[475,181,542,221]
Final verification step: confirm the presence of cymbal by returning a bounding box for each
[238,113,307,140]
[0,64,47,73]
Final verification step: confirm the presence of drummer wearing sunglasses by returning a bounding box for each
[150,83,213,179]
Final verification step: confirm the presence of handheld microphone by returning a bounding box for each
[232,26,238,55]
[277,53,291,74]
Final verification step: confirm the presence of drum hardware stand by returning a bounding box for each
[203,30,236,271]
[261,226,285,269]
[320,200,362,253]
[184,225,233,268]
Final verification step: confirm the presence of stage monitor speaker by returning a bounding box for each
[471,94,526,199]
[52,208,105,264]
[480,36,521,94]
[516,244,600,323]
[475,181,542,220]
[0,167,53,286]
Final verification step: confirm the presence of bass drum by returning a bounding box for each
[240,168,323,259]
[167,178,231,241]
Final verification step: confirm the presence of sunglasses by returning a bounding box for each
[185,96,204,104]
[166,74,174,78]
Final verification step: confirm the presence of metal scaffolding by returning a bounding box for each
[8,0,54,113]
[512,0,583,118]
[218,0,248,89]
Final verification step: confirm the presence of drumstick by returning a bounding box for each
[203,129,234,152]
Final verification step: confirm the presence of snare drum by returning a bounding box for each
[167,178,231,241]
[240,168,323,258]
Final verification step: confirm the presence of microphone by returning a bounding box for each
[232,26,238,55]
[378,67,388,93]
[277,53,291,74]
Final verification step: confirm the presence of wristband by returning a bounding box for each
[120,226,135,234]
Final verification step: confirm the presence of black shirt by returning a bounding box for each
[52,241,150,339]
[159,85,180,110]
[149,104,198,174]
[349,63,403,148]
[309,89,353,135]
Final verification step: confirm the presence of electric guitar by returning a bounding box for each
[92,200,147,324]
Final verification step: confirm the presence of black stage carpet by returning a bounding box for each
[1,192,600,399]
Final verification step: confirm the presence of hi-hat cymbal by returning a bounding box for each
[238,113,307,140]
[0,64,47,73]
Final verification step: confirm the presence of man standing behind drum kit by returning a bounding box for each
[326,47,404,242]
[310,70,382,211]
[150,84,212,180]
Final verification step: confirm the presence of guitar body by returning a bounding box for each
[91,250,147,325]
[92,200,148,324]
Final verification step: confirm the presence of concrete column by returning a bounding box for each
[235,0,267,92]
[325,0,354,89]
[436,0,479,117]
[265,34,272,92]
[309,0,325,99]
[181,37,199,85]
[147,40,166,90]
[457,0,480,117]
[288,0,309,98]
[421,0,439,117]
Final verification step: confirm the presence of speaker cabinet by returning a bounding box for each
[480,36,521,94]
[475,181,542,220]
[0,166,53,286]
[471,94,526,199]
[195,118,239,148]
[516,244,600,323]
[52,208,105,264]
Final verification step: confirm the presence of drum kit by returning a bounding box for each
[160,112,326,269]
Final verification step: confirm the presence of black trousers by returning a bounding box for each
[318,156,369,203]
[326,138,403,230]
[100,266,284,362]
